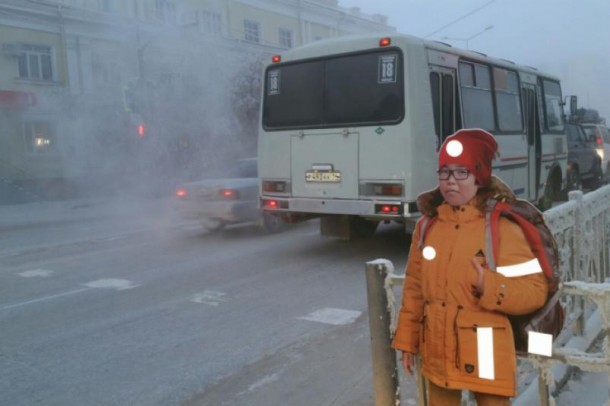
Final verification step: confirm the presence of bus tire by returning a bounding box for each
[349,217,379,239]
[538,173,560,211]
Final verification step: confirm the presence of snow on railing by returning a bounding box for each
[365,184,610,406]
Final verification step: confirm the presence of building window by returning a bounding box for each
[244,19,260,43]
[18,44,53,81]
[23,121,56,154]
[155,0,176,23]
[279,28,293,48]
[201,10,222,35]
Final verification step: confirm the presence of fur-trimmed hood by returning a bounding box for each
[417,175,517,217]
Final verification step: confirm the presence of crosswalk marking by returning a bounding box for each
[298,307,361,325]
[191,290,227,306]
[82,278,139,290]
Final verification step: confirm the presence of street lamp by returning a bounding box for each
[442,25,494,49]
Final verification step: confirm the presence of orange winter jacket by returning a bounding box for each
[392,178,548,397]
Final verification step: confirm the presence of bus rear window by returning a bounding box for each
[263,50,404,130]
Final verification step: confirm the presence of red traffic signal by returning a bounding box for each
[137,123,146,138]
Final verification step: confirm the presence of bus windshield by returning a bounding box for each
[263,49,404,130]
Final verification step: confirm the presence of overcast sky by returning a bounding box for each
[340,0,610,122]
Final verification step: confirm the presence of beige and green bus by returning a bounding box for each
[258,33,567,238]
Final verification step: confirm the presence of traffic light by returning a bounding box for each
[137,122,146,138]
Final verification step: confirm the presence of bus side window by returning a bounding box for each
[541,79,564,132]
[459,62,494,130]
[430,72,441,141]
[442,73,456,140]
[430,71,458,149]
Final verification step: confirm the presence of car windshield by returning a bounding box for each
[567,124,586,142]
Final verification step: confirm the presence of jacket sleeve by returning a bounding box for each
[391,222,425,353]
[477,218,548,315]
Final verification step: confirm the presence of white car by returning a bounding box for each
[174,158,284,232]
[581,124,610,183]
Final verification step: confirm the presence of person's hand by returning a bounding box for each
[470,257,485,296]
[401,351,416,375]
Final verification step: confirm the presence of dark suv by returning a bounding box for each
[566,123,603,190]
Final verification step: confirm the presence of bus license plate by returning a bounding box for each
[305,171,341,183]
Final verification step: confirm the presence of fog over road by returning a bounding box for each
[0,198,416,405]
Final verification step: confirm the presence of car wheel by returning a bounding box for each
[202,219,226,232]
[582,162,602,190]
[261,212,285,233]
[567,167,582,192]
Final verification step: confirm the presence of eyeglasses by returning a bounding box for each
[437,167,470,180]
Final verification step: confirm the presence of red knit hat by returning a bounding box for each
[438,129,498,186]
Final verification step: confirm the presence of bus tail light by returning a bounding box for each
[375,204,402,215]
[272,55,281,63]
[175,188,187,199]
[379,37,391,47]
[363,183,403,197]
[262,198,288,209]
[262,180,289,193]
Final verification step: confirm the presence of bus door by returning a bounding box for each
[521,83,541,200]
[429,66,459,150]
[290,130,359,199]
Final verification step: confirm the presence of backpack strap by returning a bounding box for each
[417,215,437,250]
[484,199,501,272]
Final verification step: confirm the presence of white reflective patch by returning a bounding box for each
[528,331,553,356]
[422,246,436,260]
[446,140,463,157]
[17,269,54,278]
[477,327,495,380]
[298,307,361,325]
[497,258,542,278]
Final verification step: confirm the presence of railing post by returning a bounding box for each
[569,190,585,336]
[365,259,400,405]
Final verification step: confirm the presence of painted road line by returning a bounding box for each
[0,288,89,311]
[1,278,140,311]
[17,269,54,278]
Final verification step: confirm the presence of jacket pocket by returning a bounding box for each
[454,312,514,381]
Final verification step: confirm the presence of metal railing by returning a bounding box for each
[365,186,610,405]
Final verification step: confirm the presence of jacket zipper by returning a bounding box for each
[454,306,463,369]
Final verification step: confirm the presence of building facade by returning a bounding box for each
[0,0,393,198]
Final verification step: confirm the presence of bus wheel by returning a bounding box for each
[349,217,379,239]
[538,177,558,211]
